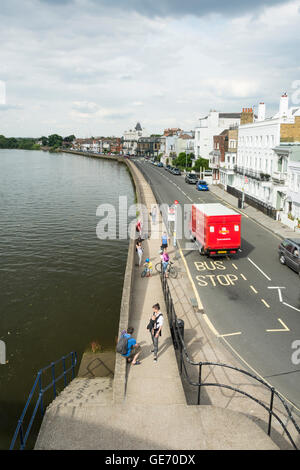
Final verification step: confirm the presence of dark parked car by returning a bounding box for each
[172,168,181,175]
[278,238,300,275]
[185,173,198,184]
[165,165,171,171]
[157,162,163,167]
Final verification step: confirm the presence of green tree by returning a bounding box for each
[174,152,192,168]
[48,134,63,147]
[193,157,209,172]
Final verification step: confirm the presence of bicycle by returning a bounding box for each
[155,260,178,279]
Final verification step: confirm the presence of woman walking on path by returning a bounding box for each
[136,240,143,266]
[150,303,164,363]
[162,248,170,278]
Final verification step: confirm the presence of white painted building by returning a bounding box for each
[274,144,300,230]
[194,111,241,160]
[123,122,148,155]
[234,94,300,213]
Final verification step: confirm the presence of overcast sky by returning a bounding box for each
[0,0,300,137]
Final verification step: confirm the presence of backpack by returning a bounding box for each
[116,335,129,355]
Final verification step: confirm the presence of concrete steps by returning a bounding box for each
[35,399,278,450]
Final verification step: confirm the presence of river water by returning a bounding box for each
[0,149,135,449]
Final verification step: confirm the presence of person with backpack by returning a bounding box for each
[117,327,141,365]
[150,303,164,363]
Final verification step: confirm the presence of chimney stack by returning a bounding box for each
[240,107,254,125]
[257,102,266,122]
[279,92,289,118]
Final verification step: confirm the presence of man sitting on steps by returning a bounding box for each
[121,327,142,365]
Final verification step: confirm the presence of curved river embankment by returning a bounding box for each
[0,149,135,449]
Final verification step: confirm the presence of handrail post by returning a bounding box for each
[51,362,57,398]
[197,363,203,405]
[268,387,275,436]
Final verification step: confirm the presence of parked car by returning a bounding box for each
[168,166,174,173]
[196,180,209,191]
[172,168,181,175]
[165,165,171,171]
[278,238,300,274]
[157,162,163,167]
[185,173,198,184]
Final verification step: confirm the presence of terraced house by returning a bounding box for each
[233,94,300,222]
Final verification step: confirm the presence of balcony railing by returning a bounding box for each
[272,171,287,184]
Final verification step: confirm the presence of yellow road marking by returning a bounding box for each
[202,314,219,336]
[250,285,258,294]
[240,274,247,280]
[218,332,242,338]
[261,299,270,308]
[266,319,290,332]
[177,240,203,312]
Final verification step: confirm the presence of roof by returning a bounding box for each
[194,203,240,216]
[135,122,142,131]
[219,113,241,119]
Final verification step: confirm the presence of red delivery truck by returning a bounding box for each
[190,203,241,256]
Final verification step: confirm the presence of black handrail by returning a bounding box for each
[160,272,300,450]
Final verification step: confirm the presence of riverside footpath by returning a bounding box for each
[34,161,278,450]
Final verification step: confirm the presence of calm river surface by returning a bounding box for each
[0,149,135,449]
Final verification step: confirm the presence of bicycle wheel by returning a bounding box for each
[141,269,147,278]
[155,262,162,273]
[168,266,178,279]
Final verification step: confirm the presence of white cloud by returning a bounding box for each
[0,0,299,136]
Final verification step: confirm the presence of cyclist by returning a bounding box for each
[162,249,170,278]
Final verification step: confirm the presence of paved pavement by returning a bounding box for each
[34,161,280,450]
[133,160,300,413]
[208,183,299,241]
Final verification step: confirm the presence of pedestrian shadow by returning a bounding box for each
[137,338,172,361]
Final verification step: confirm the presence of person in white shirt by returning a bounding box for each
[151,303,164,362]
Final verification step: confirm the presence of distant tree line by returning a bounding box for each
[0,135,40,150]
[0,134,76,151]
[40,134,75,149]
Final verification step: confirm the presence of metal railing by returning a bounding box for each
[10,351,78,450]
[160,272,300,450]
[227,185,277,219]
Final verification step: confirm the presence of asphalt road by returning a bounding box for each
[133,158,300,410]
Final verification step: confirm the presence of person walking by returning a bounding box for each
[150,303,164,362]
[121,327,141,365]
[136,219,142,237]
[136,240,143,266]
[161,231,169,250]
[151,205,157,225]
